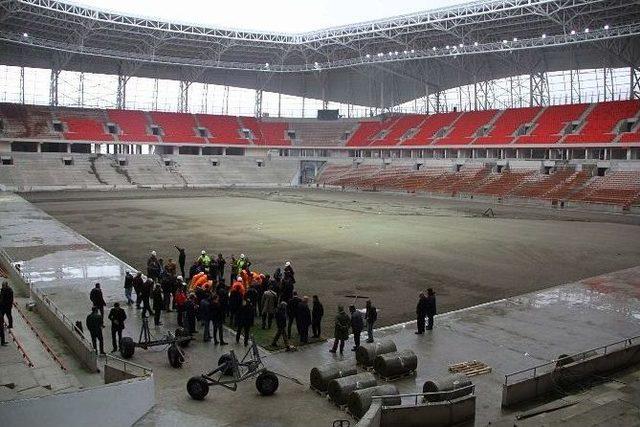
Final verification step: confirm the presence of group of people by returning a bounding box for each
[80,245,437,356]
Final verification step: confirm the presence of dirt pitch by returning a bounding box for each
[26,188,640,331]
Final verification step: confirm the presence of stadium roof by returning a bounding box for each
[1,0,639,108]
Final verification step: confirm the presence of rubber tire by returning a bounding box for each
[218,354,234,376]
[175,327,190,348]
[168,345,183,369]
[255,371,279,396]
[187,376,209,400]
[119,337,135,359]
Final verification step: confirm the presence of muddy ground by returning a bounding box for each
[26,188,640,331]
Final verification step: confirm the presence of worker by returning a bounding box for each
[147,250,161,280]
[271,302,292,350]
[415,292,427,335]
[123,271,134,305]
[329,306,350,354]
[349,305,364,351]
[86,307,105,355]
[296,296,312,344]
[228,279,244,326]
[235,299,254,347]
[108,302,126,353]
[283,261,295,285]
[174,245,186,278]
[140,276,154,319]
[215,254,226,282]
[287,292,301,338]
[89,283,106,321]
[133,272,144,309]
[198,250,211,268]
[199,296,212,342]
[165,258,177,277]
[311,295,324,338]
[365,300,377,343]
[210,294,227,345]
[261,285,278,329]
[152,283,164,326]
[184,294,198,334]
[174,287,187,327]
[0,281,14,329]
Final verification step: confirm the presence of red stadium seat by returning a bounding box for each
[149,111,205,143]
[196,114,247,145]
[516,104,589,144]
[474,107,541,145]
[107,109,158,142]
[564,100,640,144]
[401,112,460,146]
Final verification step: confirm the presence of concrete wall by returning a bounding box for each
[356,396,476,427]
[502,343,640,407]
[0,376,155,427]
[104,364,138,384]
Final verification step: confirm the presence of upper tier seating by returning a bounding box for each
[196,114,246,145]
[288,121,356,146]
[346,121,387,147]
[59,108,113,142]
[474,107,541,145]
[107,110,158,143]
[256,121,291,146]
[619,126,640,143]
[434,110,498,145]
[370,115,425,146]
[515,104,589,144]
[564,100,640,144]
[0,103,61,139]
[401,112,460,146]
[150,112,205,143]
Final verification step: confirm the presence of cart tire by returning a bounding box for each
[168,345,184,368]
[187,377,209,400]
[218,354,234,376]
[256,371,279,396]
[175,328,190,348]
[120,337,135,359]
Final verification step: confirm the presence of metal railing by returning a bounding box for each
[102,354,153,377]
[371,384,475,406]
[504,335,640,385]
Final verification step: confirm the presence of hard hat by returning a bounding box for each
[285,261,291,267]
[240,254,245,258]
[201,250,206,255]
[177,276,183,281]
[151,251,156,256]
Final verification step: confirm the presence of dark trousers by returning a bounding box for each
[299,325,309,343]
[153,308,162,326]
[179,261,185,278]
[163,293,172,311]
[353,330,361,349]
[135,291,141,308]
[111,327,122,351]
[331,338,346,353]
[203,320,211,341]
[427,315,434,330]
[261,313,273,329]
[417,315,425,333]
[0,315,6,344]
[236,325,251,346]
[186,315,196,334]
[96,306,104,320]
[177,307,184,327]
[141,298,154,318]
[125,288,134,305]
[272,326,289,346]
[287,316,295,338]
[90,330,105,354]
[217,270,224,283]
[213,321,224,344]
[1,307,12,329]
[367,322,374,341]
[312,319,321,338]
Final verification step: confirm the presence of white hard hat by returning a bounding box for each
[201,250,206,255]
[240,254,245,259]
[285,261,291,267]
[177,276,183,281]
[237,276,243,281]
[151,251,156,256]
[141,275,147,281]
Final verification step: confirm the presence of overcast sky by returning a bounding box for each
[65,0,472,32]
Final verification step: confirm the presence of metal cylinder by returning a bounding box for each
[422,373,472,402]
[327,372,377,406]
[355,340,397,367]
[309,361,357,393]
[347,384,401,419]
[373,349,418,378]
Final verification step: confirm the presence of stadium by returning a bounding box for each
[1,0,640,425]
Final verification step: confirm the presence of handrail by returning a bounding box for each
[371,384,475,406]
[504,335,640,385]
[102,354,153,377]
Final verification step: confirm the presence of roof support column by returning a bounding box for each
[200,83,209,114]
[631,67,640,100]
[19,67,25,105]
[603,67,614,102]
[152,78,158,111]
[278,92,282,118]
[529,72,549,107]
[178,80,192,113]
[49,68,60,106]
[223,86,230,115]
[116,73,130,109]
[255,89,263,118]
[570,69,581,104]
[78,72,85,107]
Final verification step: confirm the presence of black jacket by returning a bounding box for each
[366,305,378,325]
[152,287,164,310]
[350,310,364,332]
[312,301,324,322]
[229,290,243,312]
[295,303,312,328]
[210,301,224,322]
[124,273,133,289]
[86,312,103,334]
[199,298,211,322]
[132,275,144,293]
[89,288,106,308]
[236,303,255,327]
[425,295,436,316]
[417,296,428,317]
[287,296,301,319]
[275,306,287,329]
[0,286,14,310]
[108,307,127,330]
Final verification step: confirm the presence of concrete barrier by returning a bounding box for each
[502,341,640,407]
[0,375,155,427]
